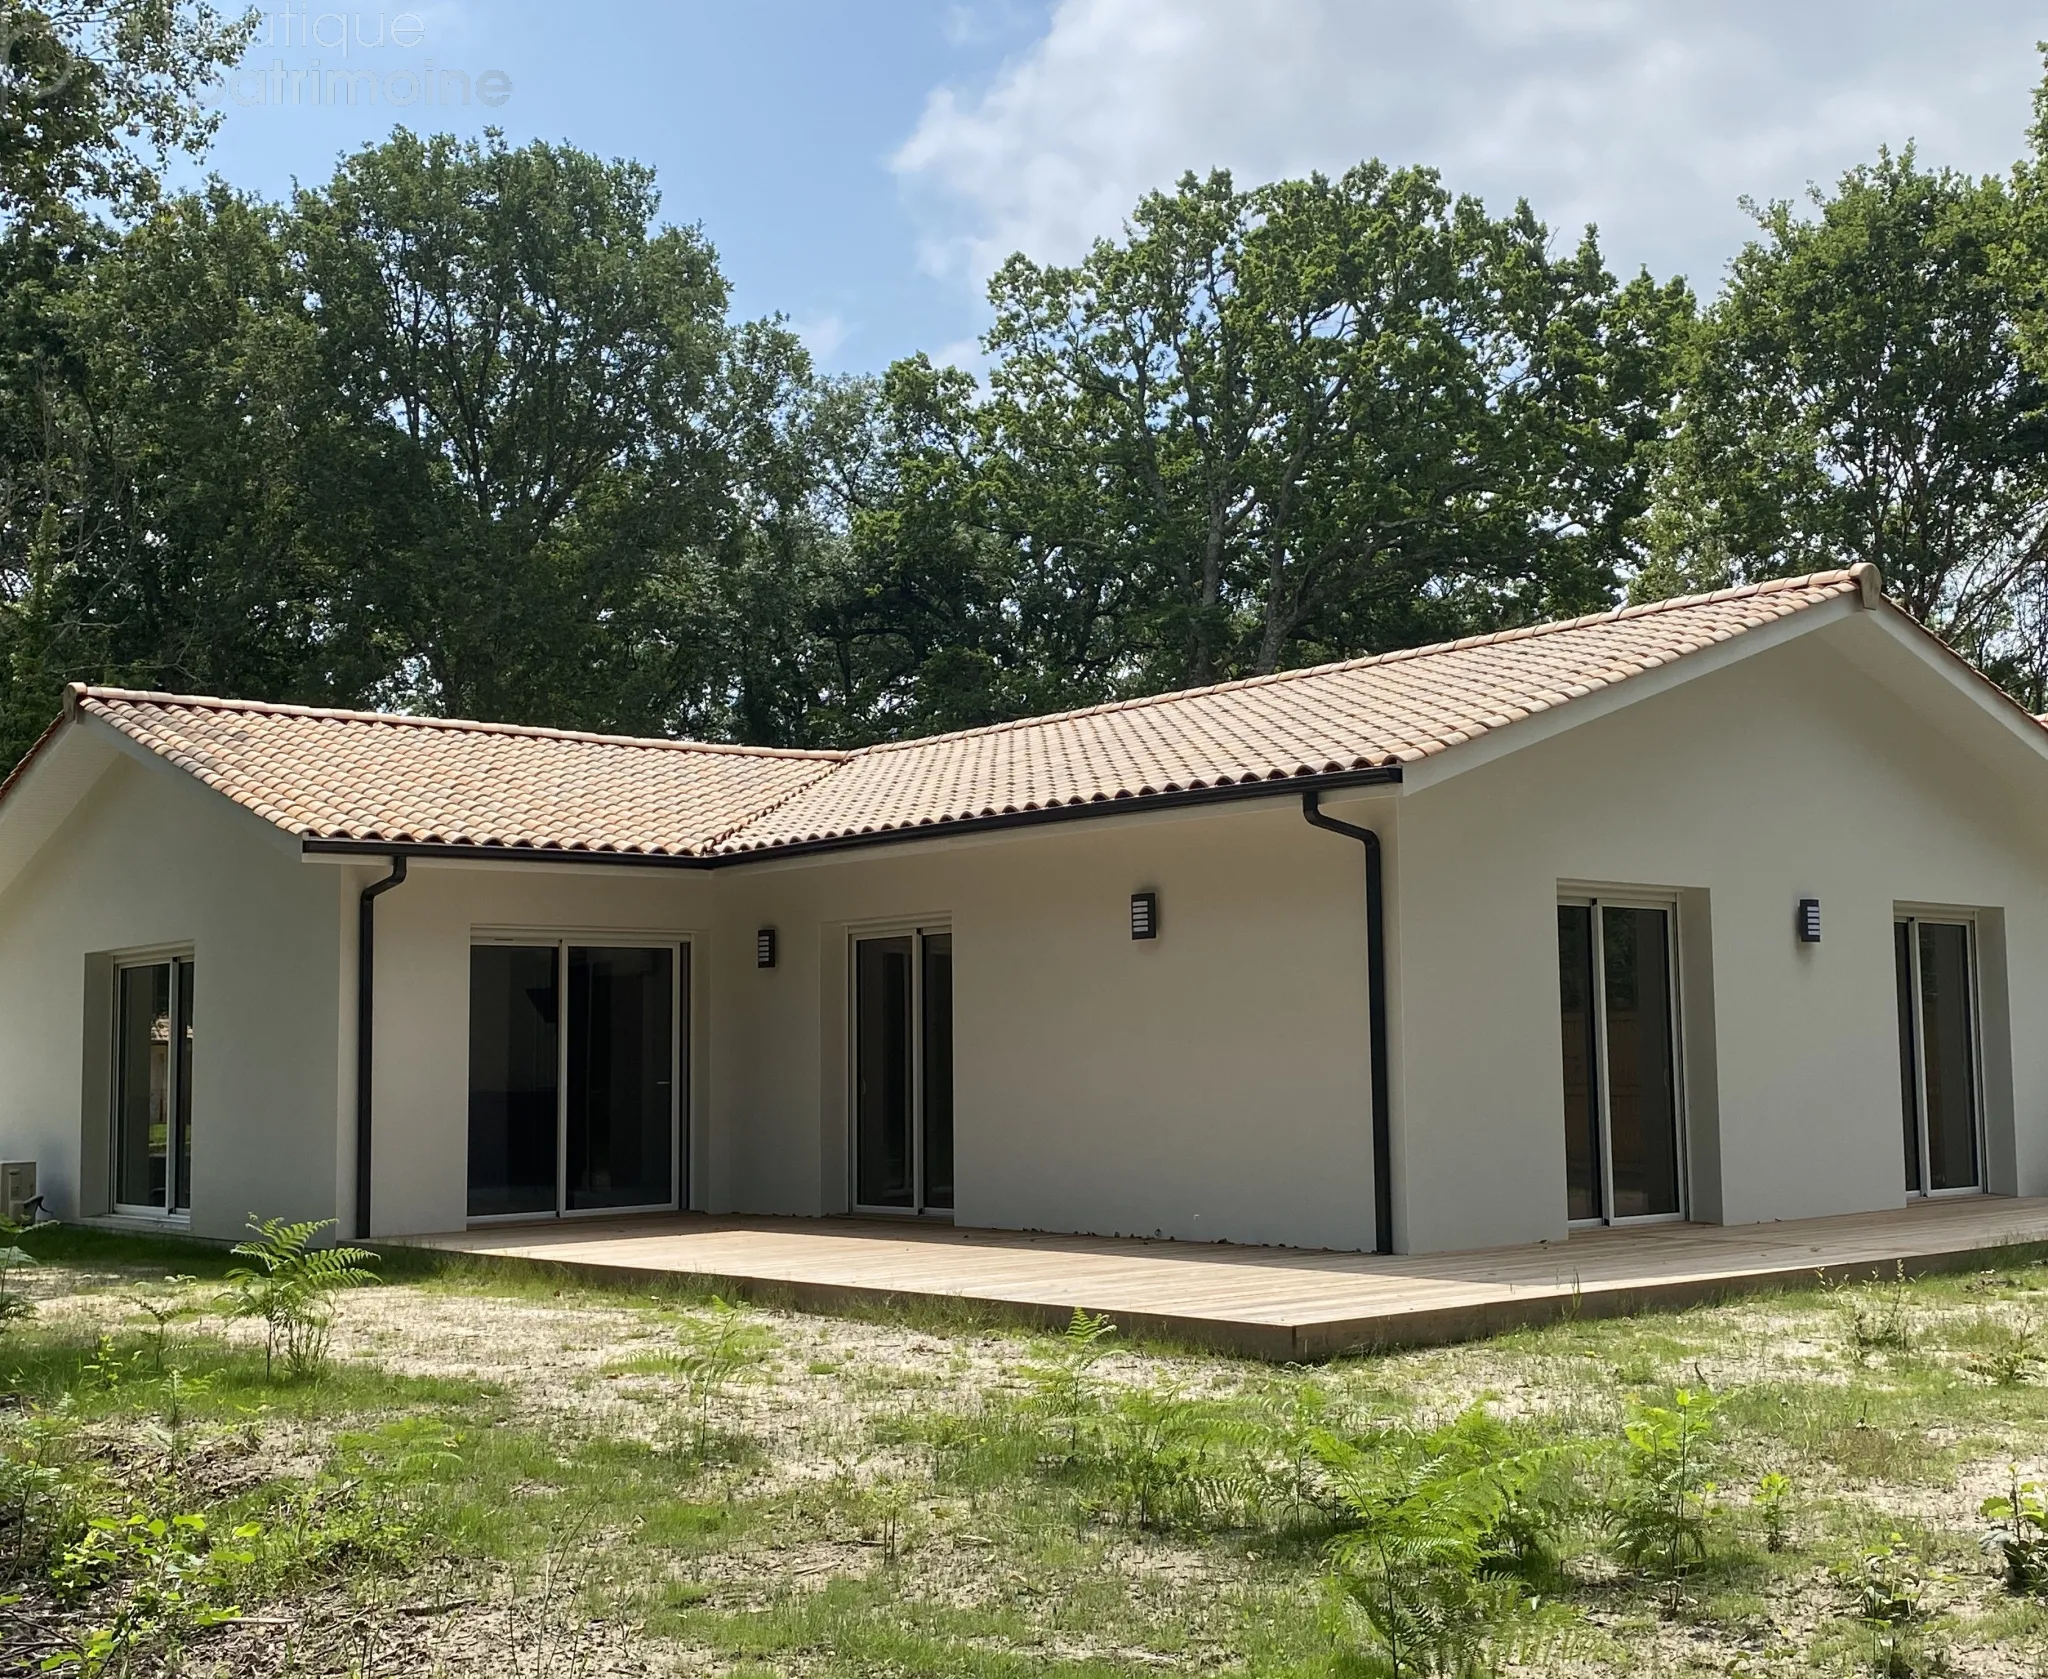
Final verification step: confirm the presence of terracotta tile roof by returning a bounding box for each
[48,567,1872,861]
[68,691,844,857]
[717,567,1871,853]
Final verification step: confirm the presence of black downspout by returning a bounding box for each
[355,856,408,1239]
[1301,791,1394,1256]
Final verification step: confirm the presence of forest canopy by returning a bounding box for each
[5,5,2048,767]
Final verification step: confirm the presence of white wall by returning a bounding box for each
[711,793,1390,1251]
[1391,613,2048,1254]
[0,741,347,1241]
[9,604,2048,1261]
[361,863,717,1235]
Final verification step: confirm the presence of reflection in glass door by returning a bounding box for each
[1895,916,1980,1195]
[1557,900,1683,1224]
[468,941,684,1220]
[113,957,195,1215]
[854,929,953,1213]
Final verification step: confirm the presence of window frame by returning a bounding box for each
[108,945,196,1224]
[1558,889,1688,1229]
[847,921,954,1219]
[466,929,689,1226]
[1894,905,1987,1200]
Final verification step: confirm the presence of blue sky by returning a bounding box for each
[187,1,2048,377]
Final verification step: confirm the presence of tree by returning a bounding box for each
[0,0,253,225]
[1648,149,2048,701]
[964,165,1689,691]
[289,128,820,733]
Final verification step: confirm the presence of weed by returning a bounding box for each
[0,1406,91,1573]
[1981,1469,2048,1594]
[43,1510,261,1675]
[0,1226,36,1334]
[1607,1387,1719,1608]
[127,1275,195,1376]
[1753,1468,1794,1553]
[1826,1262,1916,1359]
[1851,1533,1929,1677]
[671,1297,777,1460]
[218,1215,379,1380]
[78,1334,150,1396]
[1092,1385,1267,1532]
[1965,1312,2043,1386]
[1019,1308,1116,1460]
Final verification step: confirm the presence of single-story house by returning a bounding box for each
[2,563,2046,1257]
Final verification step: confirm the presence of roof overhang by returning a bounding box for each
[295,761,1407,873]
[1397,590,1873,791]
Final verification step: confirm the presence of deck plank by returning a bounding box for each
[398,1197,2048,1359]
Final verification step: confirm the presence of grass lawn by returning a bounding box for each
[8,1225,2048,1675]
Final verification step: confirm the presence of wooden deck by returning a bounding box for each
[403,1196,2048,1360]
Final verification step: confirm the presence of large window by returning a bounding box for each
[854,928,953,1213]
[1557,899,1683,1224]
[468,940,684,1220]
[1895,914,1981,1196]
[113,956,195,1216]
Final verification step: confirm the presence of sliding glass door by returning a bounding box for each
[468,940,684,1220]
[1895,916,1980,1196]
[113,956,195,1215]
[1558,900,1683,1224]
[854,929,953,1213]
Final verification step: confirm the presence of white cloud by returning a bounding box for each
[892,0,2046,295]
[790,313,851,359]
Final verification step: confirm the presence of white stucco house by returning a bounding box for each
[2,563,2046,1258]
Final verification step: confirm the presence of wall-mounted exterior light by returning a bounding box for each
[1796,898,1821,944]
[756,927,777,968]
[1130,892,1158,941]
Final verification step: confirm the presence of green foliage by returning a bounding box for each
[1753,1469,1794,1553]
[127,1274,195,1375]
[1849,1533,1929,1678]
[1647,144,2048,703]
[1964,1311,2043,1385]
[1606,1387,1719,1604]
[1019,1307,1116,1460]
[670,1297,777,1460]
[1092,1385,1269,1532]
[0,1,254,224]
[1981,1469,2048,1594]
[0,1405,93,1574]
[1313,1406,1574,1678]
[42,1509,259,1675]
[1825,1263,1916,1360]
[0,1224,37,1334]
[218,1215,379,1381]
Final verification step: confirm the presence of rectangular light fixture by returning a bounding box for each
[1797,898,1821,944]
[1130,892,1158,941]
[756,927,777,968]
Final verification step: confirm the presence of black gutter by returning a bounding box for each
[355,856,408,1238]
[299,763,1405,872]
[1300,790,1394,1256]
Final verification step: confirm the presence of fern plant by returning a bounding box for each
[672,1296,777,1459]
[1020,1308,1117,1460]
[1093,1386,1269,1532]
[1314,1409,1573,1678]
[0,1221,37,1334]
[219,1216,379,1380]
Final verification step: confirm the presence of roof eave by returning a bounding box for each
[1396,590,1869,793]
[297,761,1406,871]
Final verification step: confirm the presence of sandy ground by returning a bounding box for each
[10,1258,2048,1675]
